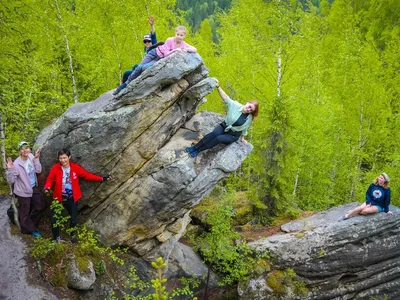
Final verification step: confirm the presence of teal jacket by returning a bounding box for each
[224,97,253,136]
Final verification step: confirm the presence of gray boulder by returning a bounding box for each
[168,242,219,286]
[239,203,400,299]
[35,52,252,260]
[66,256,96,290]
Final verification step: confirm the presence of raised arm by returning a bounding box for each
[6,157,18,185]
[215,79,229,102]
[32,150,42,173]
[148,16,155,34]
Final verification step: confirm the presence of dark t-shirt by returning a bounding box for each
[221,113,249,137]
[232,113,249,127]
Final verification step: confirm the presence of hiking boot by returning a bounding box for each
[32,229,42,238]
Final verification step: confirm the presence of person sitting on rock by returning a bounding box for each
[185,79,259,158]
[113,25,197,96]
[339,173,392,220]
[114,16,158,95]
[43,149,111,243]
[6,141,45,238]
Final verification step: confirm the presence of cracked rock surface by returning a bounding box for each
[36,52,252,258]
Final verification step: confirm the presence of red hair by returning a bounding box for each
[248,100,259,118]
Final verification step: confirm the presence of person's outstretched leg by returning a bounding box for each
[114,50,160,96]
[359,205,379,215]
[126,49,160,84]
[122,70,133,84]
[346,203,367,218]
[196,134,238,152]
[30,186,45,230]
[189,126,238,157]
[17,195,35,234]
[64,197,78,243]
[193,125,225,151]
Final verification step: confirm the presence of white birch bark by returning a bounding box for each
[55,0,79,103]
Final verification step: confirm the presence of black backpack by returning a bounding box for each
[147,41,164,52]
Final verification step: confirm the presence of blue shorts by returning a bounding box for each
[373,205,384,212]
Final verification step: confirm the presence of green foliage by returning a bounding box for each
[266,270,286,294]
[29,237,57,260]
[50,200,70,232]
[190,191,270,285]
[170,276,200,298]
[0,0,179,155]
[369,295,389,300]
[1,0,400,234]
[198,0,400,218]
[77,225,127,266]
[29,204,126,287]
[317,249,325,257]
[125,265,151,292]
[95,259,106,276]
[176,0,231,33]
[108,257,199,300]
[266,269,308,296]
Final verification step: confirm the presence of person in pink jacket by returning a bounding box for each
[6,141,45,237]
[113,25,197,95]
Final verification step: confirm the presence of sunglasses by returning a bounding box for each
[143,40,151,44]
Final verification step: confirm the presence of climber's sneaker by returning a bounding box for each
[55,236,66,243]
[112,87,121,96]
[32,229,42,238]
[338,215,349,222]
[185,146,196,153]
[190,150,199,158]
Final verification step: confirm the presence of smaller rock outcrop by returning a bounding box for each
[168,242,219,286]
[239,203,400,300]
[66,256,96,290]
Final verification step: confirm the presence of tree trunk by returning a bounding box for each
[0,113,21,229]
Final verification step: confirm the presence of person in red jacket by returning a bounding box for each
[44,149,110,242]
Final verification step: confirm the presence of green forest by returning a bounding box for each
[1,0,400,221]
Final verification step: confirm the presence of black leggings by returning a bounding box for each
[195,124,240,152]
[51,197,78,239]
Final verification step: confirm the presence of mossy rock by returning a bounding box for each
[266,270,286,294]
[51,267,68,287]
[232,192,253,225]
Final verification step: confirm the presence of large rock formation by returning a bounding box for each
[36,52,252,260]
[238,203,400,299]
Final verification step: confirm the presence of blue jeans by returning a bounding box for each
[122,64,139,83]
[195,124,240,152]
[126,49,160,84]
